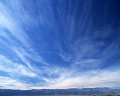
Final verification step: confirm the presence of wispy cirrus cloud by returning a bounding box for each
[56,0,120,72]
[0,76,30,90]
[35,67,120,89]
[0,0,48,68]
[0,55,36,77]
[0,0,54,89]
[0,0,120,90]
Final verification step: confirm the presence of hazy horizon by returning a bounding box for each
[0,87,119,90]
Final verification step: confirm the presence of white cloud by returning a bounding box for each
[0,76,30,90]
[0,0,48,69]
[0,0,119,90]
[34,68,120,89]
[0,55,36,77]
[74,59,100,68]
[1,66,120,90]
[13,47,48,67]
[0,0,31,47]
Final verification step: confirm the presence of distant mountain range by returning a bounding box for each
[0,88,120,96]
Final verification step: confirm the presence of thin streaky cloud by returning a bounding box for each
[0,55,36,77]
[0,0,120,89]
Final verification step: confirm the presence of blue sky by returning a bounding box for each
[0,0,120,89]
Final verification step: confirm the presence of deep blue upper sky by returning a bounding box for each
[0,0,120,89]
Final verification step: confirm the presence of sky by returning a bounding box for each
[0,0,120,90]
